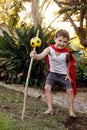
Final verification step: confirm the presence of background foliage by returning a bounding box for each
[0,0,87,87]
[0,25,55,87]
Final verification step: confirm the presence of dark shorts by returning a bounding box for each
[45,72,73,91]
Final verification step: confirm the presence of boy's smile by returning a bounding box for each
[54,36,68,49]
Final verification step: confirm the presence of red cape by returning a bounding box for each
[46,44,77,96]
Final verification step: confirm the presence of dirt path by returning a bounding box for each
[0,82,87,113]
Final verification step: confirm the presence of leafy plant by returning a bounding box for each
[75,52,87,86]
[0,25,55,87]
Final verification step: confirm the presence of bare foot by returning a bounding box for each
[44,109,54,115]
[69,113,77,118]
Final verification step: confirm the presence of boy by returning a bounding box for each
[30,29,77,117]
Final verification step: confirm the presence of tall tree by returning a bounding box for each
[0,0,56,32]
[53,0,87,47]
[0,0,25,35]
[29,0,57,29]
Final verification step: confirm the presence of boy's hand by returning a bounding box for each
[65,74,72,83]
[30,50,37,59]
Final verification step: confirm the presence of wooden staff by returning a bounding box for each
[21,30,41,120]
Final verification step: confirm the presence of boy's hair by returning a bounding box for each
[55,29,70,40]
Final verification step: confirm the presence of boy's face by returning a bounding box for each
[54,36,68,49]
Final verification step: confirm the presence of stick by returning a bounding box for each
[21,48,35,120]
[21,30,39,120]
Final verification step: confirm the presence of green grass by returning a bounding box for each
[0,112,13,130]
[0,86,87,130]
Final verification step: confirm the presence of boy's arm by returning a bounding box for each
[30,47,50,60]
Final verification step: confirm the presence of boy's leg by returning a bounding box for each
[44,84,53,114]
[66,88,76,117]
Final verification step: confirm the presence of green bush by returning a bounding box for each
[75,52,87,87]
[0,25,55,87]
